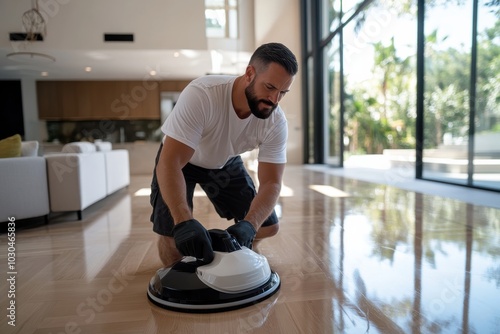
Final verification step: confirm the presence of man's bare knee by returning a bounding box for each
[255,223,279,240]
[157,235,182,267]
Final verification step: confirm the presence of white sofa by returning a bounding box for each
[104,149,130,195]
[0,141,50,223]
[45,141,130,220]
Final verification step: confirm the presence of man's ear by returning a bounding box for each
[244,65,256,83]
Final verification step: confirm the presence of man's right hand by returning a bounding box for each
[172,219,214,263]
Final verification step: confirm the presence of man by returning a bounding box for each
[150,42,298,267]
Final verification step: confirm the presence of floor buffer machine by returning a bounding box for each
[147,229,281,313]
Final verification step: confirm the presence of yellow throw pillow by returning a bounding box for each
[0,134,22,158]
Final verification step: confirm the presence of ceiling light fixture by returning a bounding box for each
[41,71,48,76]
[6,52,55,63]
[22,0,46,41]
[149,70,157,76]
[85,66,92,72]
[5,1,55,64]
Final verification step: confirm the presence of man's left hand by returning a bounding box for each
[226,220,257,248]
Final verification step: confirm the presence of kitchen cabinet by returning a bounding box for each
[37,80,190,120]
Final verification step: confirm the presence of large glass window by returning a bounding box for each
[472,0,500,190]
[323,0,341,37]
[307,57,316,164]
[423,0,474,185]
[423,0,500,191]
[205,0,238,39]
[302,0,499,192]
[324,37,342,165]
[343,2,417,165]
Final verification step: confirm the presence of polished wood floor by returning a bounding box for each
[1,165,499,334]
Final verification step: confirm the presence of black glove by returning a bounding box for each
[172,219,214,263]
[226,220,257,249]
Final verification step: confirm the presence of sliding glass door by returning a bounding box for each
[472,0,500,190]
[302,0,499,192]
[423,0,500,191]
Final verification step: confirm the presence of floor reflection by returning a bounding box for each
[2,166,499,333]
[147,292,280,332]
[81,194,132,279]
[284,167,500,333]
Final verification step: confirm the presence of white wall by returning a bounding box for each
[0,0,207,50]
[254,0,303,164]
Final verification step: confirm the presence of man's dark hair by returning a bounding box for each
[249,42,298,76]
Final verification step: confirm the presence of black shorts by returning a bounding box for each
[150,144,279,236]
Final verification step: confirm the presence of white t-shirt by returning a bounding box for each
[162,75,288,169]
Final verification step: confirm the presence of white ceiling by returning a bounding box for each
[0,47,251,80]
[0,0,253,81]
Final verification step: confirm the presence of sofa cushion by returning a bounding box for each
[21,141,39,157]
[94,140,112,152]
[62,142,96,153]
[0,134,22,158]
[0,156,50,220]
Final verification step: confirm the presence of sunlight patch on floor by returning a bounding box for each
[309,185,350,198]
[134,188,151,196]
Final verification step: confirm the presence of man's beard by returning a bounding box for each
[245,81,278,119]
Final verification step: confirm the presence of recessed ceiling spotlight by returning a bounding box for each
[85,66,92,72]
[41,71,48,77]
[149,70,157,76]
[173,52,180,58]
